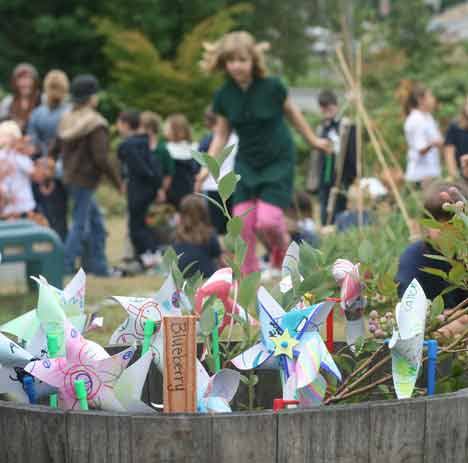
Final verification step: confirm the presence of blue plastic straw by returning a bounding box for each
[23,376,36,404]
[424,339,438,396]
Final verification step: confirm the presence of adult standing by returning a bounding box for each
[55,75,121,276]
[28,70,71,241]
[444,96,468,181]
[402,83,442,187]
[0,63,41,131]
[198,31,330,274]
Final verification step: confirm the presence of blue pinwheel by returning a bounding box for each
[232,287,341,406]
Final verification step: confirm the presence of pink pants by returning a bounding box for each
[233,199,289,275]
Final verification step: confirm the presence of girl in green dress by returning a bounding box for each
[197,31,330,274]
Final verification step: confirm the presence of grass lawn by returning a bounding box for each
[0,208,347,346]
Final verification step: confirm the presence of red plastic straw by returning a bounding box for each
[273,399,300,412]
[325,298,340,353]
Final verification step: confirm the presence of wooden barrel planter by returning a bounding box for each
[1,391,468,462]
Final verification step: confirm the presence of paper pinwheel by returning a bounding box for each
[194,267,258,335]
[389,279,428,399]
[110,274,184,345]
[114,350,155,413]
[0,270,92,357]
[196,361,240,413]
[279,242,302,294]
[25,321,136,410]
[332,259,367,346]
[0,332,37,402]
[232,287,341,407]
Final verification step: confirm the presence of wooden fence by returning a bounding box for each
[1,392,468,462]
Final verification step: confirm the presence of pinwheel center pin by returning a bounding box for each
[270,329,298,359]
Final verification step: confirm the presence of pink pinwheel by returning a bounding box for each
[332,259,366,313]
[332,259,367,347]
[194,268,257,334]
[25,322,135,411]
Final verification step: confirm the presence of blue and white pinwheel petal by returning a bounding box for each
[231,343,272,370]
[257,287,285,350]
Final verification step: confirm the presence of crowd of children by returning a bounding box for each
[0,31,467,296]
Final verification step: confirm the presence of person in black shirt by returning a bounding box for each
[309,90,357,226]
[396,181,468,308]
[444,96,468,181]
[173,194,222,278]
[117,110,162,265]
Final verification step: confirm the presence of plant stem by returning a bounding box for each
[335,344,386,395]
[327,374,393,403]
[333,353,391,400]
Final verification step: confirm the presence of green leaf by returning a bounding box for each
[421,267,448,280]
[234,236,247,268]
[217,144,234,166]
[171,261,184,290]
[431,295,444,318]
[358,240,374,264]
[200,295,217,335]
[162,246,178,270]
[239,271,261,311]
[204,154,220,181]
[227,216,243,238]
[448,262,465,284]
[191,150,207,167]
[218,171,240,203]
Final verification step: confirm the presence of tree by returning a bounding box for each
[96,4,252,120]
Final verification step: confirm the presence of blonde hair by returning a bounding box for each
[140,111,162,135]
[164,113,192,142]
[0,120,21,147]
[176,195,213,245]
[200,31,270,78]
[43,70,69,108]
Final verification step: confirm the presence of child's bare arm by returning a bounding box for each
[284,97,331,153]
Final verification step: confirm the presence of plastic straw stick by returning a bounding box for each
[23,375,36,404]
[326,310,334,353]
[142,320,156,355]
[47,334,59,408]
[425,339,438,396]
[74,379,89,410]
[212,310,221,372]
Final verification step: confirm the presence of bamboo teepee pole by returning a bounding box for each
[355,43,364,229]
[336,45,413,232]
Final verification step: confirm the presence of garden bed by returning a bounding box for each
[1,391,467,463]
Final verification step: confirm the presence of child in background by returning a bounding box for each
[197,105,238,235]
[0,120,47,221]
[173,194,222,278]
[396,181,468,308]
[164,114,200,209]
[117,110,162,268]
[286,191,319,247]
[140,111,174,203]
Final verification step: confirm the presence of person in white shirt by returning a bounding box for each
[403,83,443,185]
[0,121,46,218]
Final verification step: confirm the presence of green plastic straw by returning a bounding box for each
[47,334,59,408]
[74,380,89,411]
[212,311,221,372]
[142,320,156,355]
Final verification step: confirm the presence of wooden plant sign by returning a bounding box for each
[163,316,197,413]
